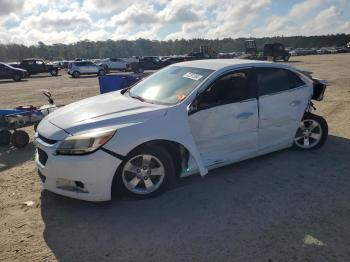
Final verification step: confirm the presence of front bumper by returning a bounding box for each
[35,137,122,201]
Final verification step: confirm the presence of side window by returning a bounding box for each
[257,68,290,96]
[36,60,43,65]
[197,69,255,109]
[288,71,305,89]
[0,64,5,71]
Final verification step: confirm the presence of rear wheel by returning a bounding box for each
[114,145,175,198]
[11,130,30,148]
[293,113,328,150]
[0,130,11,146]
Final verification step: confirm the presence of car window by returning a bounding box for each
[257,68,291,96]
[36,60,44,65]
[129,66,213,105]
[0,64,6,71]
[197,69,255,108]
[288,71,305,89]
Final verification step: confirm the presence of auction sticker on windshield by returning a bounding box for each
[183,72,203,81]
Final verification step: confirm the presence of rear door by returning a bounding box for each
[256,67,311,151]
[188,68,258,166]
[0,64,10,79]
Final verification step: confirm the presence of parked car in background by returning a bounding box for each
[35,59,328,201]
[130,56,165,73]
[10,59,59,76]
[98,58,129,72]
[0,62,28,81]
[162,56,188,66]
[68,61,106,78]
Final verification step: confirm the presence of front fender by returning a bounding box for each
[103,105,208,176]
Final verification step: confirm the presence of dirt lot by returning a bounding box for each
[1,54,350,262]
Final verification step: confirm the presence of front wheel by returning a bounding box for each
[50,69,58,76]
[293,113,328,150]
[72,71,80,78]
[13,74,21,81]
[114,145,175,199]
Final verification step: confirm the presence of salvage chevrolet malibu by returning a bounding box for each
[35,59,328,201]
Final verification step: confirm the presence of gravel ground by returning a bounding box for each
[0,54,350,262]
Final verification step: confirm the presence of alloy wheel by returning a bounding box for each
[122,154,165,195]
[294,119,322,149]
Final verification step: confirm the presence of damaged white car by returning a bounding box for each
[35,59,328,201]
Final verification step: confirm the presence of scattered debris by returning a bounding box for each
[303,234,326,247]
[22,200,34,207]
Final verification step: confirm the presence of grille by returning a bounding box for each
[38,133,58,145]
[38,148,48,166]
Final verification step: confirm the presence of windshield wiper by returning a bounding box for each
[129,93,146,102]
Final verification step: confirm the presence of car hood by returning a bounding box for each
[46,91,168,135]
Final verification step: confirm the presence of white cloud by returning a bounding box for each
[0,0,349,45]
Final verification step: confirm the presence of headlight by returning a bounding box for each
[56,129,116,155]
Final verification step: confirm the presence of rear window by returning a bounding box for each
[257,68,305,96]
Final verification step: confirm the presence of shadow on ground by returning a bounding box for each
[41,135,350,262]
[0,142,35,172]
[0,79,28,84]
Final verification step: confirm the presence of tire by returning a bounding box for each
[11,130,30,148]
[98,70,106,76]
[293,112,328,150]
[50,69,58,76]
[138,67,144,73]
[0,130,11,146]
[114,145,175,199]
[13,74,21,81]
[283,55,290,62]
[72,71,80,78]
[34,123,38,132]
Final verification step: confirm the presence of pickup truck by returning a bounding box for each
[130,56,166,73]
[11,59,59,76]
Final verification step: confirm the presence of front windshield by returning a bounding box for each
[129,66,213,105]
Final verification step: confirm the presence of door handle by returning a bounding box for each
[237,112,254,119]
[290,100,301,106]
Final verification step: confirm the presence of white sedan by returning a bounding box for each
[35,59,328,201]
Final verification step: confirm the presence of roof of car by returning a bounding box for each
[174,59,285,71]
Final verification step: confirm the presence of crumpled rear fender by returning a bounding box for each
[103,105,208,176]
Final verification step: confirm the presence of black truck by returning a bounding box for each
[0,62,28,81]
[11,59,59,76]
[130,56,166,73]
[244,40,291,62]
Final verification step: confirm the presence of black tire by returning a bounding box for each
[13,74,21,81]
[72,71,80,78]
[34,123,38,132]
[113,145,175,199]
[293,112,328,150]
[0,130,11,146]
[138,67,144,73]
[11,130,30,148]
[284,55,290,62]
[98,70,106,76]
[50,69,58,76]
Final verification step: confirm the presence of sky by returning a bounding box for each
[0,0,349,46]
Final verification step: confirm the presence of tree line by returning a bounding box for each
[0,34,349,62]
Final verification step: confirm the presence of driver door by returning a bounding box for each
[188,69,258,167]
